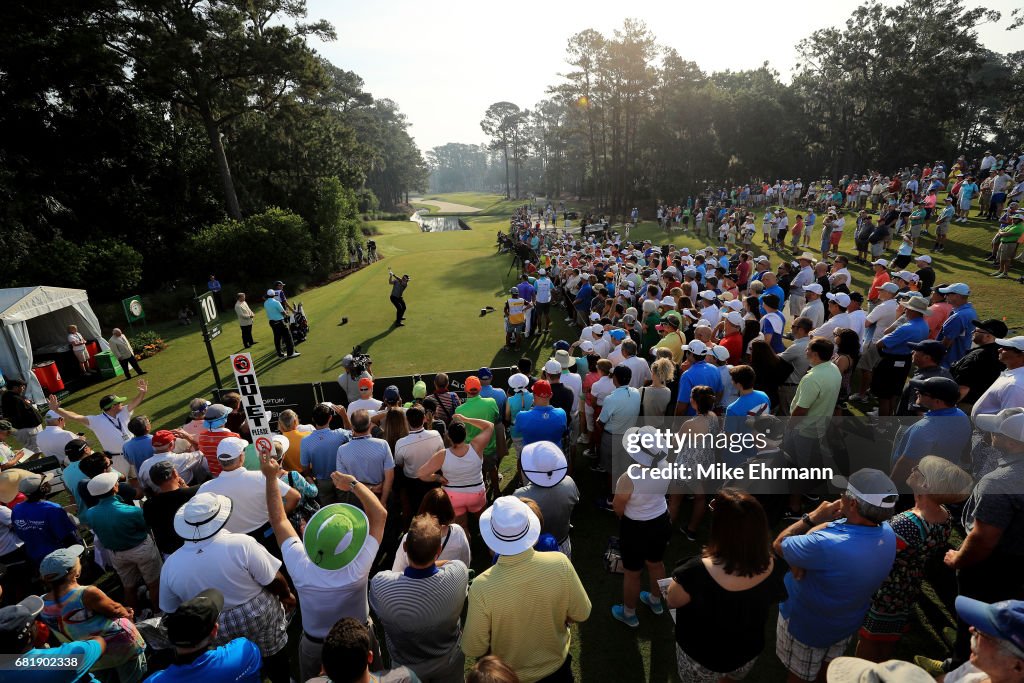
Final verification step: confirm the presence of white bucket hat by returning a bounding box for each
[520,441,569,488]
[174,492,233,542]
[479,496,541,556]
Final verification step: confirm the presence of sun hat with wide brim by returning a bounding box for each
[479,496,541,556]
[521,441,569,488]
[303,504,370,570]
[0,469,33,504]
[826,657,935,683]
[174,492,233,542]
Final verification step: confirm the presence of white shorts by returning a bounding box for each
[73,348,90,362]
[776,614,850,682]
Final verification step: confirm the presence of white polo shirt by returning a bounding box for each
[281,534,379,638]
[198,468,291,534]
[138,451,209,491]
[394,429,444,478]
[160,530,281,612]
[620,356,653,389]
[865,299,900,343]
[561,371,582,415]
[36,426,77,465]
[85,408,132,455]
[347,398,383,415]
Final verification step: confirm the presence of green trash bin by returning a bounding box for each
[94,351,124,379]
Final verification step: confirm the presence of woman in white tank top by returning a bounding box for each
[417,414,494,532]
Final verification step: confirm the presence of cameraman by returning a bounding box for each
[337,353,372,406]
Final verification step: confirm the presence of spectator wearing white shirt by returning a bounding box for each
[971,337,1024,422]
[260,450,386,683]
[853,283,901,402]
[846,293,867,343]
[698,291,721,328]
[36,410,77,466]
[137,429,209,493]
[347,378,384,414]
[811,293,853,339]
[554,350,583,415]
[198,438,299,558]
[799,284,826,330]
[617,339,653,389]
[393,406,444,516]
[47,380,149,477]
[789,254,816,317]
[778,317,814,414]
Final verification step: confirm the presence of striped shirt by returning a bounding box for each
[369,562,469,672]
[463,549,591,683]
[198,429,239,477]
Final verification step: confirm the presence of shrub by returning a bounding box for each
[128,330,167,359]
[187,207,313,282]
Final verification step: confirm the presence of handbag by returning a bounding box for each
[603,536,625,574]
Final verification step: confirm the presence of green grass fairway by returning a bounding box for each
[49,193,1019,682]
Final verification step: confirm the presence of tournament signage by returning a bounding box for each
[122,295,146,325]
[230,353,273,456]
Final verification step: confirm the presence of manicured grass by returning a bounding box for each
[47,192,1014,682]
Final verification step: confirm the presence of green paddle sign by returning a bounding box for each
[122,295,145,324]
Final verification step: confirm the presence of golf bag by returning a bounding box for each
[290,302,309,344]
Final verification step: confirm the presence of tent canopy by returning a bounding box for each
[0,286,109,401]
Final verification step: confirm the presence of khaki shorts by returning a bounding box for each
[998,241,1019,262]
[73,348,90,362]
[110,536,162,589]
[858,342,881,371]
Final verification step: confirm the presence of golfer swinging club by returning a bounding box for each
[388,268,409,327]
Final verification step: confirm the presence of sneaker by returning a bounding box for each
[640,591,665,615]
[680,527,697,542]
[913,656,946,677]
[990,271,1003,277]
[995,273,1008,279]
[611,604,639,628]
[287,352,301,358]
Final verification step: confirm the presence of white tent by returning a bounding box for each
[0,286,109,402]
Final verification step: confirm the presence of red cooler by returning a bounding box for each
[86,340,101,369]
[33,361,65,394]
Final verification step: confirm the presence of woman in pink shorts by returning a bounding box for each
[417,413,494,531]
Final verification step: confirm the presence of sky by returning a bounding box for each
[305,0,1021,153]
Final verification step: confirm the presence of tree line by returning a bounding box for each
[0,0,428,297]
[425,0,1023,213]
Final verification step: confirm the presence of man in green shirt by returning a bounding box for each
[908,202,928,246]
[992,212,1024,279]
[786,336,842,518]
[81,471,163,611]
[455,376,506,499]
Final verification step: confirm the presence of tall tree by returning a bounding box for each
[481,101,524,198]
[110,0,335,219]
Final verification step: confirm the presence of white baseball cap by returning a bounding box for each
[591,323,604,336]
[216,436,248,462]
[589,312,601,321]
[871,258,889,267]
[725,311,745,327]
[915,255,932,264]
[86,471,119,496]
[879,282,900,294]
[543,359,563,375]
[803,283,824,294]
[937,282,970,296]
[580,340,595,353]
[827,292,851,307]
[995,336,1024,352]
[660,296,677,308]
[699,290,717,301]
[683,339,708,356]
[710,345,731,362]
[975,408,1024,442]
[837,468,899,508]
[725,300,744,311]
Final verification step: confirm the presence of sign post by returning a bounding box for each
[229,353,274,457]
[196,291,222,390]
[122,295,145,333]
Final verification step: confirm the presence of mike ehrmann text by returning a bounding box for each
[627,462,835,481]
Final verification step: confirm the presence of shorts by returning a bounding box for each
[859,608,910,642]
[445,488,486,516]
[218,589,288,656]
[619,512,671,571]
[109,536,162,590]
[676,645,757,683]
[537,301,551,315]
[870,353,913,399]
[857,342,881,371]
[936,222,950,237]
[870,242,884,258]
[506,321,525,334]
[830,232,843,247]
[73,348,90,362]
[998,242,1018,262]
[775,614,850,682]
[959,197,972,211]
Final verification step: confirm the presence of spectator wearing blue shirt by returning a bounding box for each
[773,469,899,683]
[147,589,262,683]
[300,402,353,505]
[573,276,595,327]
[10,473,81,567]
[513,380,567,450]
[0,595,105,683]
[477,367,507,417]
[759,294,787,354]
[123,415,154,478]
[890,377,971,485]
[207,274,224,313]
[263,290,298,359]
[725,365,771,466]
[758,272,786,316]
[674,341,723,416]
[872,296,932,416]
[936,284,977,368]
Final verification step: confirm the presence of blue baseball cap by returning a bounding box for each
[609,329,627,341]
[553,340,571,352]
[40,545,85,582]
[477,367,493,380]
[956,596,1024,658]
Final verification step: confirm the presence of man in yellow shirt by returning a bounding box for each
[464,496,591,682]
[652,313,686,363]
[504,287,531,351]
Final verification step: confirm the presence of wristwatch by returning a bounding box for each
[801,513,814,527]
